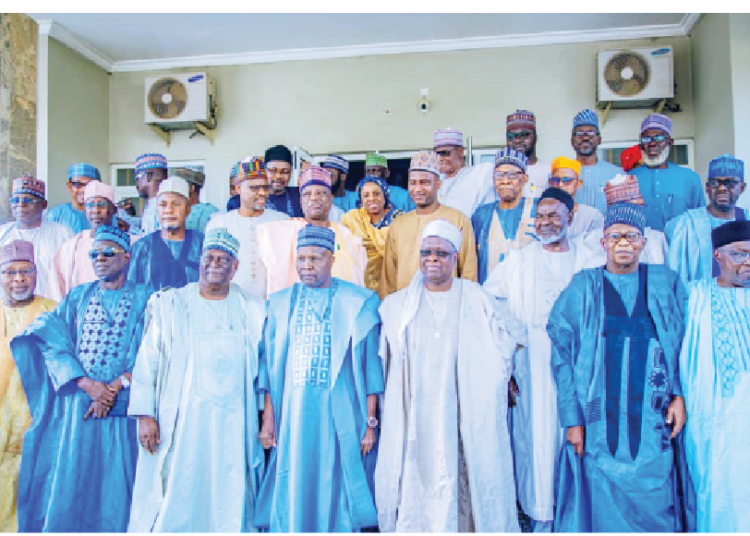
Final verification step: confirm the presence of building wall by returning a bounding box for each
[46,36,110,206]
[108,35,694,208]
[729,14,750,209]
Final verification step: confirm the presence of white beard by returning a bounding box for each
[642,146,670,168]
[539,225,568,245]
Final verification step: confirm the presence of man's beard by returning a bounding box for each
[539,224,567,245]
[163,224,181,232]
[576,143,596,157]
[524,141,537,159]
[642,146,670,167]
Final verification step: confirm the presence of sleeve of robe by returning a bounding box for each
[664,215,693,286]
[128,294,163,418]
[667,270,688,398]
[456,215,479,283]
[547,272,586,428]
[378,223,399,299]
[127,237,148,284]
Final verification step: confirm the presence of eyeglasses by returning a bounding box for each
[10,196,42,206]
[436,149,455,157]
[506,131,533,141]
[266,167,291,176]
[640,134,668,144]
[420,249,453,259]
[707,178,743,189]
[724,250,750,264]
[201,254,232,267]
[573,130,599,139]
[494,171,524,181]
[606,231,643,243]
[84,201,112,209]
[88,246,126,260]
[549,177,577,186]
[0,268,36,278]
[246,184,271,193]
[69,181,88,189]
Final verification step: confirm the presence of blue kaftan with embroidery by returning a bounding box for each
[44,203,90,234]
[10,281,150,532]
[680,279,750,531]
[255,279,384,532]
[548,265,694,532]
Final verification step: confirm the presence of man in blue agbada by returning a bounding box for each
[44,162,102,234]
[10,224,149,532]
[547,202,693,532]
[666,154,748,285]
[255,224,384,532]
[128,176,203,292]
[680,220,750,532]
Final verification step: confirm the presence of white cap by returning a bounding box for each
[157,176,190,199]
[421,219,462,252]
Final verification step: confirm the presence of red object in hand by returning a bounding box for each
[621,145,643,172]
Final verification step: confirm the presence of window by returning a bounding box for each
[110,160,206,213]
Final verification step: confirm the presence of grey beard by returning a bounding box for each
[163,224,182,232]
[642,146,670,167]
[539,226,567,245]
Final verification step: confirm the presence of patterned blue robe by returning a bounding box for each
[254,279,384,532]
[547,265,695,532]
[127,229,203,293]
[185,202,219,232]
[44,203,90,234]
[10,281,150,532]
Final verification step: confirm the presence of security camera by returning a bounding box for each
[418,97,431,114]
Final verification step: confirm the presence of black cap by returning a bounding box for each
[264,145,293,165]
[712,220,750,250]
[539,187,575,212]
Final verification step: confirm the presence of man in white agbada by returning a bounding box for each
[433,128,496,218]
[483,188,597,532]
[205,158,289,299]
[376,219,521,533]
[127,227,265,532]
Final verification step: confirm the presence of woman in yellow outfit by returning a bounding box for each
[341,176,404,291]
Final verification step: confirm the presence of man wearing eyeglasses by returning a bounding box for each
[569,109,622,214]
[630,114,705,231]
[0,176,73,300]
[432,128,496,218]
[666,154,748,285]
[471,148,538,284]
[0,240,57,532]
[377,219,520,532]
[548,202,691,532]
[49,181,131,302]
[680,220,750,532]
[10,224,150,532]
[206,158,289,299]
[264,145,304,218]
[548,155,604,239]
[128,227,265,532]
[128,177,204,294]
[44,163,102,234]
[506,110,551,200]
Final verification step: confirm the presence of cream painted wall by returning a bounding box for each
[729,15,750,210]
[47,37,110,206]
[109,35,694,208]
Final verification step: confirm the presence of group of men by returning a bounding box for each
[0,106,748,533]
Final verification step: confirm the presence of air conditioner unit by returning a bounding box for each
[596,47,674,109]
[144,72,215,127]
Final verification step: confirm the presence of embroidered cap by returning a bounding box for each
[604,202,646,234]
[551,156,581,176]
[365,152,388,168]
[134,153,168,176]
[235,157,266,185]
[299,167,333,192]
[12,176,45,200]
[494,148,528,173]
[0,240,35,267]
[203,227,240,259]
[572,109,599,131]
[93,224,131,252]
[708,154,744,181]
[68,163,101,181]
[605,174,644,206]
[640,113,673,136]
[409,150,440,177]
[157,176,190,199]
[507,109,536,131]
[297,224,336,252]
[321,154,349,174]
[172,167,206,187]
[433,128,463,149]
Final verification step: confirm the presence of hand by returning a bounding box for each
[138,416,160,454]
[508,377,520,408]
[84,401,111,420]
[361,427,376,456]
[108,377,123,394]
[666,396,686,438]
[77,378,116,406]
[567,425,586,457]
[259,420,276,450]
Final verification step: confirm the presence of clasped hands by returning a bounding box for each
[78,377,123,420]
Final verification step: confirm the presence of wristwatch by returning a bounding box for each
[120,375,131,389]
[367,416,379,429]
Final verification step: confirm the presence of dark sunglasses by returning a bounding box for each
[707,178,743,189]
[549,177,577,186]
[573,130,599,138]
[507,131,533,141]
[89,246,126,260]
[69,181,89,188]
[640,134,667,144]
[10,196,42,206]
[436,149,455,157]
[420,249,453,259]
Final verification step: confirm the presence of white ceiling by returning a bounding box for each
[29,13,699,73]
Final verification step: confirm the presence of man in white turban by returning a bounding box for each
[375,219,521,532]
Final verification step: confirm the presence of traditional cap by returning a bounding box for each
[12,176,45,199]
[434,128,464,149]
[356,176,392,210]
[157,176,190,199]
[620,145,643,172]
[93,224,131,252]
[0,240,34,267]
[264,145,293,165]
[229,157,252,183]
[298,167,332,191]
[708,154,744,181]
[173,167,206,187]
[203,227,240,259]
[494,148,528,173]
[604,202,646,233]
[297,224,335,252]
[83,181,115,203]
[134,153,168,176]
[640,113,673,136]
[572,109,599,131]
[321,154,349,174]
[235,157,266,184]
[507,109,536,131]
[539,187,574,212]
[712,220,750,250]
[551,156,582,175]
[365,152,388,168]
[421,219,462,252]
[605,174,644,206]
[68,163,101,181]
[409,150,440,176]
